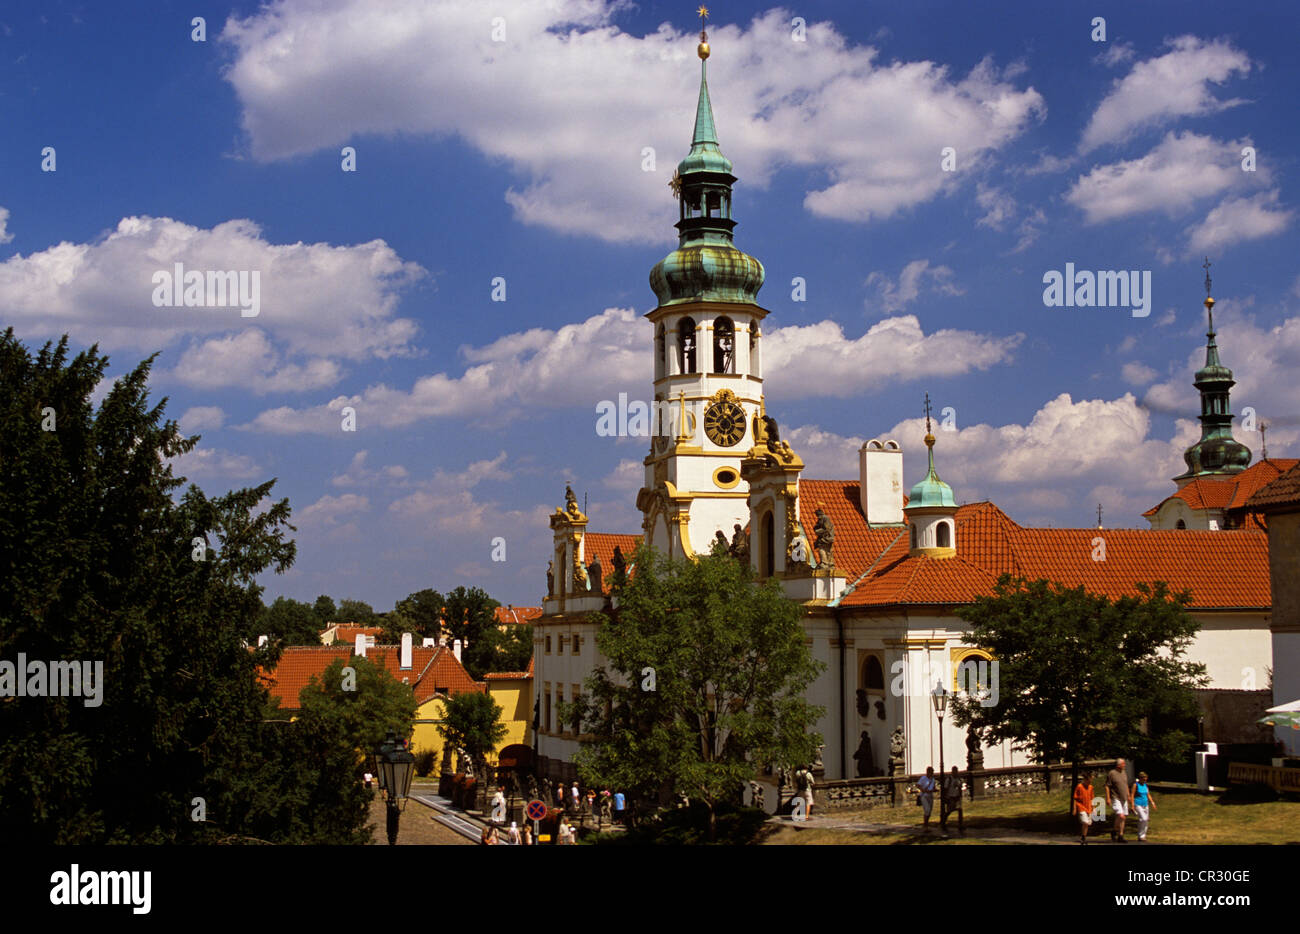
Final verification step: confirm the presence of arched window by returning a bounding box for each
[1175,519,1186,530]
[656,325,666,377]
[706,190,721,217]
[678,318,697,373]
[863,656,884,692]
[713,317,735,373]
[936,522,951,548]
[761,512,775,578]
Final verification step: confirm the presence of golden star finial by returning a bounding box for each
[697,5,709,22]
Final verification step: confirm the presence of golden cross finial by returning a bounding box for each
[923,391,933,434]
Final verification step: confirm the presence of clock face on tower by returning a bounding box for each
[704,399,746,447]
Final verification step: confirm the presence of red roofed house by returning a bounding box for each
[533,46,1282,791]
[319,622,386,646]
[265,636,485,769]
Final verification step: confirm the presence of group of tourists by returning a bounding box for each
[914,765,965,833]
[480,780,629,844]
[1072,758,1157,844]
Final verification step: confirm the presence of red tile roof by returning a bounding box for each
[320,623,385,645]
[583,532,642,588]
[1142,459,1299,517]
[265,644,484,709]
[794,480,1270,611]
[1246,461,1300,511]
[494,606,543,624]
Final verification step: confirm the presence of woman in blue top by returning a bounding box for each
[1129,771,1157,842]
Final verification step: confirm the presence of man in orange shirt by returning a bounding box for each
[1073,771,1095,845]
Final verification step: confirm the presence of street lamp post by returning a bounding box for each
[375,729,416,845]
[932,683,948,824]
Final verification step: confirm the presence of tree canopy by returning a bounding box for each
[437,691,507,774]
[567,542,824,837]
[260,596,324,645]
[0,331,303,843]
[951,575,1207,797]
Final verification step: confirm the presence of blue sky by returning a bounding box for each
[3,0,1298,610]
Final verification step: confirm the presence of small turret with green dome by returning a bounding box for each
[650,9,765,306]
[1175,259,1252,485]
[904,394,958,557]
[907,407,957,509]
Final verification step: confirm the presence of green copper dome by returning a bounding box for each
[1177,294,1251,481]
[650,45,764,307]
[905,433,956,509]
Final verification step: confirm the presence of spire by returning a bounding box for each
[1176,259,1251,482]
[906,392,956,509]
[649,10,765,307]
[692,9,719,148]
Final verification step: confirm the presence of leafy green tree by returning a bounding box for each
[951,576,1207,810]
[437,691,508,775]
[297,655,418,761]
[381,588,445,645]
[260,596,324,645]
[567,542,824,840]
[442,586,500,645]
[0,331,297,843]
[464,623,533,678]
[313,594,338,627]
[337,598,378,625]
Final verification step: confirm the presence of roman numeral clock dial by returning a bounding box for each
[704,398,746,447]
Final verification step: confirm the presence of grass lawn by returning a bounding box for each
[759,788,1300,845]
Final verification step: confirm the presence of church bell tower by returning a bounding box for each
[637,11,770,558]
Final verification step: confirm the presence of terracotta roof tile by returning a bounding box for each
[493,606,544,624]
[1245,461,1300,511]
[798,479,1272,610]
[1142,459,1299,517]
[265,644,484,709]
[583,532,641,587]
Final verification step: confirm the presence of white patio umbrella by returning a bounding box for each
[1259,699,1300,754]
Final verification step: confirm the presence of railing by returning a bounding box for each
[1227,762,1300,793]
[818,760,1117,811]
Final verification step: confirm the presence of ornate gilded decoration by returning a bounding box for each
[573,545,589,591]
[785,489,810,569]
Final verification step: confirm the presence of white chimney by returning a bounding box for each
[257,634,268,648]
[452,639,462,663]
[400,633,413,670]
[421,637,436,648]
[860,439,904,525]
[355,633,367,658]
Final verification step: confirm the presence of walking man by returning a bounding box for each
[940,765,964,834]
[916,766,937,831]
[1106,758,1130,843]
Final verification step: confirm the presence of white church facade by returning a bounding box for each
[532,26,1276,797]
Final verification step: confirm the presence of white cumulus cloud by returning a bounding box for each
[1080,36,1251,152]
[220,1,1045,241]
